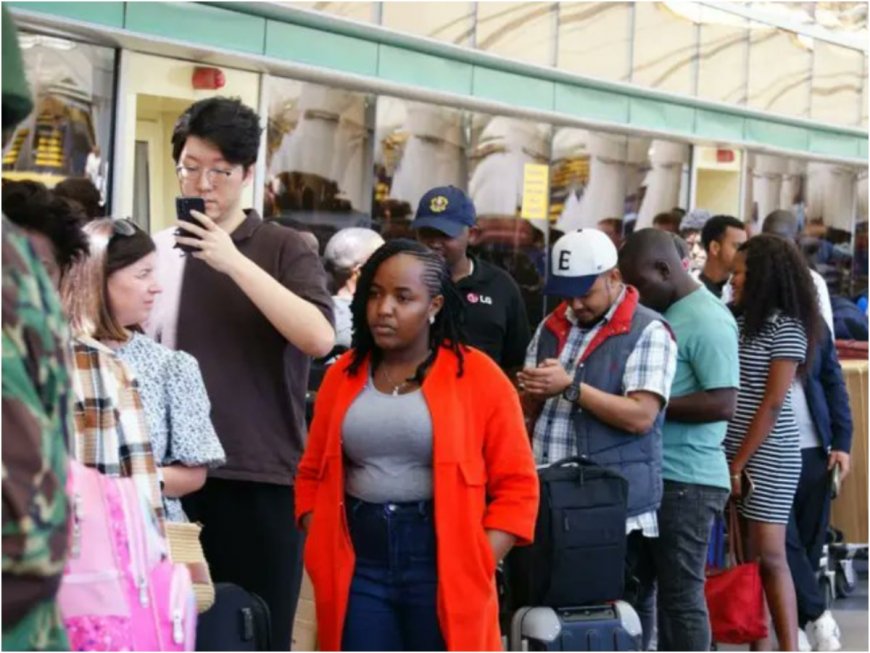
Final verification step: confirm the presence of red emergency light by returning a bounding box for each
[192,67,225,90]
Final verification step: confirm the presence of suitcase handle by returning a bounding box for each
[548,455,600,469]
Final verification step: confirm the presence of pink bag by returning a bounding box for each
[59,460,197,651]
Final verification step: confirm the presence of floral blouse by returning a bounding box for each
[116,332,225,521]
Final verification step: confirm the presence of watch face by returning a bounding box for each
[563,385,579,402]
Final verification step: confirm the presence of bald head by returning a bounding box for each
[618,228,693,313]
[762,210,799,240]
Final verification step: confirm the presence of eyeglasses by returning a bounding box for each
[176,164,236,187]
[111,218,139,238]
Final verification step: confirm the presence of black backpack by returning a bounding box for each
[506,456,629,609]
[195,583,272,651]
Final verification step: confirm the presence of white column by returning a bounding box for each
[390,103,465,212]
[751,153,787,227]
[780,159,806,212]
[469,117,549,217]
[637,140,689,229]
[807,162,858,232]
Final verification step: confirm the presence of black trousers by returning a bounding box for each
[183,478,304,651]
[786,447,831,627]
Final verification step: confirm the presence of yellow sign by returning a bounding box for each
[521,163,550,220]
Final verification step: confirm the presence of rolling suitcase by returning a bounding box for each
[195,583,272,651]
[506,457,629,610]
[509,602,642,651]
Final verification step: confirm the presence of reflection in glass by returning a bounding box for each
[467,115,550,328]
[3,32,114,208]
[374,97,466,242]
[554,131,648,233]
[266,78,373,251]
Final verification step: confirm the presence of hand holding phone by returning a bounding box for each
[174,196,206,254]
[830,463,841,499]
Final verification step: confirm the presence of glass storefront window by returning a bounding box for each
[381,2,475,46]
[265,77,374,252]
[557,2,632,81]
[3,31,115,210]
[476,2,555,66]
[373,96,467,240]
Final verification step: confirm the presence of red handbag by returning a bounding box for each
[705,502,769,644]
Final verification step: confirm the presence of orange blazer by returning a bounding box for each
[295,346,539,651]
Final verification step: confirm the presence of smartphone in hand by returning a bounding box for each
[174,196,206,254]
[830,463,841,499]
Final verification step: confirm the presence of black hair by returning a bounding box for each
[347,239,467,382]
[701,214,745,251]
[652,212,680,230]
[736,234,821,369]
[2,180,89,271]
[171,96,262,168]
[54,177,102,219]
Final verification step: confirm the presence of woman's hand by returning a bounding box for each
[300,513,312,535]
[728,463,744,499]
[485,529,517,565]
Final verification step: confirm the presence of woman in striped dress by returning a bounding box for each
[725,234,821,651]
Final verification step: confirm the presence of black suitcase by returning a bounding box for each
[509,602,642,651]
[506,456,629,609]
[195,583,272,651]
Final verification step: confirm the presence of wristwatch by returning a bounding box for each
[562,381,581,404]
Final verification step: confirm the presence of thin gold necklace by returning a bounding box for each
[380,365,413,396]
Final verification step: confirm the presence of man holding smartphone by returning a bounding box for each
[146,97,334,650]
[518,229,677,650]
[619,229,739,652]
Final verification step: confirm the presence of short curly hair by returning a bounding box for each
[2,179,89,272]
[171,96,262,168]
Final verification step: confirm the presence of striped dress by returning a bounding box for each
[724,314,808,524]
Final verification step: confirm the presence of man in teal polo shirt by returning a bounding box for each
[620,229,739,651]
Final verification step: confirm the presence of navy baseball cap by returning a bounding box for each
[411,186,476,238]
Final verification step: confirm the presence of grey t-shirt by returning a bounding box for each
[342,378,433,503]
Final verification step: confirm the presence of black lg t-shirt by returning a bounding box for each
[455,256,531,371]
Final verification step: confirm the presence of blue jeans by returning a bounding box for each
[341,496,446,652]
[649,480,729,651]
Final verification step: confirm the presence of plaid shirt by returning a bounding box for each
[69,336,164,527]
[525,289,677,536]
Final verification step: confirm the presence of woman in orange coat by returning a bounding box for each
[296,239,539,651]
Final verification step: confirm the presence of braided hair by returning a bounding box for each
[736,234,821,369]
[346,238,467,381]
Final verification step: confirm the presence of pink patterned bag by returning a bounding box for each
[59,460,197,651]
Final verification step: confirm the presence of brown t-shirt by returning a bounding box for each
[174,211,333,485]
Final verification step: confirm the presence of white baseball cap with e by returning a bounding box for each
[544,229,618,297]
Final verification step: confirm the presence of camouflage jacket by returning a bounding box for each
[2,219,71,650]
